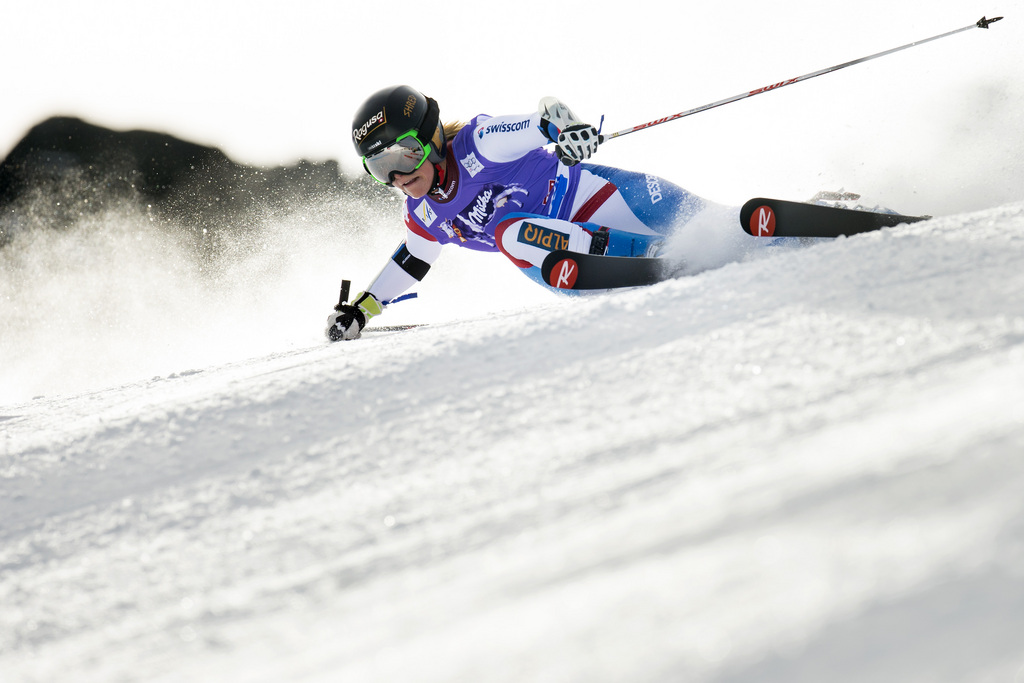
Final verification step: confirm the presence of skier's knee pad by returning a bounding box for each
[494,213,595,269]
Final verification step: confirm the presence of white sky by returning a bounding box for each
[3,0,1021,211]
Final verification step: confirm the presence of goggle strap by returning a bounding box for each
[420,97,441,151]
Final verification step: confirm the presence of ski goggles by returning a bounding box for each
[362,130,433,185]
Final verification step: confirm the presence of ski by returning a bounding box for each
[542,195,933,291]
[363,323,426,334]
[741,197,930,238]
[541,250,671,290]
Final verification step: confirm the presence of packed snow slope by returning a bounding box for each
[2,196,1024,682]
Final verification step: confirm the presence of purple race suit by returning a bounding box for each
[362,111,710,302]
[400,114,581,251]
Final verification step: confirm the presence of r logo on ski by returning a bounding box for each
[751,205,775,237]
[549,258,578,289]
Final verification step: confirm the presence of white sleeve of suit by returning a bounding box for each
[364,228,443,304]
[471,113,550,163]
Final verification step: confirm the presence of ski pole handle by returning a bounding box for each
[605,15,1003,141]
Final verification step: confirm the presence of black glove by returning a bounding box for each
[326,304,366,341]
[325,291,382,341]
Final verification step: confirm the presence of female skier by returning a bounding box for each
[327,84,717,341]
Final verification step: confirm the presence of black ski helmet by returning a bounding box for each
[351,85,445,172]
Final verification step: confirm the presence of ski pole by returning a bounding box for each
[604,15,1003,141]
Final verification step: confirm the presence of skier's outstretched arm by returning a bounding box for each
[326,228,442,341]
[473,97,602,165]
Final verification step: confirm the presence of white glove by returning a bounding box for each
[556,124,602,166]
[538,96,602,166]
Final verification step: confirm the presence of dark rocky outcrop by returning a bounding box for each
[0,116,375,250]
